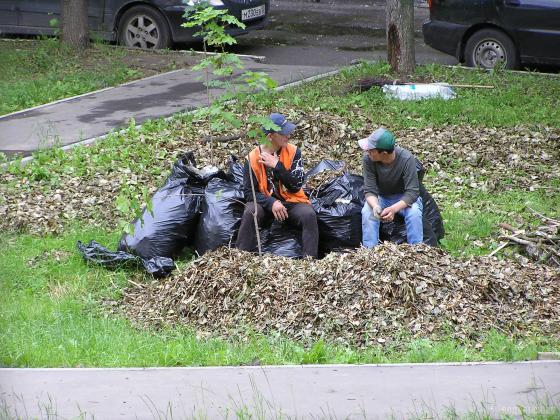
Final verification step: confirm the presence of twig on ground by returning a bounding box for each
[488,241,510,257]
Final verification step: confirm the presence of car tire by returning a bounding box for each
[464,28,519,70]
[118,5,171,50]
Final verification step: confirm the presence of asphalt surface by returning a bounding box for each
[1,362,559,419]
[231,0,456,66]
[0,0,455,156]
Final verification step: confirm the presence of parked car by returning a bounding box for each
[0,0,270,49]
[422,0,560,69]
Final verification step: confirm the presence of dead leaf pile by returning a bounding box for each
[117,244,560,345]
[0,170,159,234]
[1,111,558,235]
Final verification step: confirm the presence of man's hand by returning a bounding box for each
[380,206,396,222]
[366,196,382,220]
[272,200,288,221]
[259,151,280,169]
[381,200,409,222]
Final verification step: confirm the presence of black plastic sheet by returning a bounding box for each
[77,240,174,278]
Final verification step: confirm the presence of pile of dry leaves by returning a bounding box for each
[117,244,560,345]
[1,111,558,235]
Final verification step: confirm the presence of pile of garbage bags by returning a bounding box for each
[78,152,444,276]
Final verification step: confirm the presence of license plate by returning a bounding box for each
[241,5,265,21]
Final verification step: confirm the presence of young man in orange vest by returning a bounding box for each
[236,113,319,258]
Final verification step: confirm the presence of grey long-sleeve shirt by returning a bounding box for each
[362,146,420,206]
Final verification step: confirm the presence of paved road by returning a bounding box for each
[1,362,559,419]
[231,0,456,66]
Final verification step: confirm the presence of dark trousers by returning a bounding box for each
[236,201,319,258]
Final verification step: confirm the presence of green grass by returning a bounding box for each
[256,62,560,128]
[1,227,559,368]
[0,38,146,115]
[1,62,559,367]
[438,189,560,256]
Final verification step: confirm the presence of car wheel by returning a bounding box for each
[464,29,519,70]
[118,6,171,50]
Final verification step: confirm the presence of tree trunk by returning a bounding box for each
[61,0,89,49]
[386,0,415,75]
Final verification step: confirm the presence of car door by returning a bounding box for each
[0,1,18,25]
[18,0,60,29]
[499,0,560,62]
[17,0,105,33]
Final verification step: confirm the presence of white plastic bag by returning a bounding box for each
[382,83,456,101]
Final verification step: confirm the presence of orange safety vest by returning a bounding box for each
[248,143,310,204]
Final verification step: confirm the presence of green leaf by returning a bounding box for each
[115,194,130,215]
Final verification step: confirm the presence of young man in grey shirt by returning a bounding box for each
[359,127,423,247]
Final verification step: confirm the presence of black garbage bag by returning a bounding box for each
[304,159,345,196]
[421,185,445,241]
[262,220,304,258]
[77,240,174,278]
[379,215,438,246]
[118,152,226,259]
[415,158,426,184]
[194,177,245,255]
[305,160,365,255]
[305,159,345,178]
[227,155,245,185]
[311,173,365,255]
[194,157,246,256]
[379,185,443,246]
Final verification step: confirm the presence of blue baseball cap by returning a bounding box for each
[358,127,396,151]
[263,113,296,136]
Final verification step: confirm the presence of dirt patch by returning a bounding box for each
[117,48,194,76]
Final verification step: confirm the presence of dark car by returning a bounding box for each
[422,0,560,69]
[0,0,269,49]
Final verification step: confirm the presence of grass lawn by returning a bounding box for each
[0,38,191,116]
[0,62,559,368]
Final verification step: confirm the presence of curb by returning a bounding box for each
[1,359,559,372]
[445,64,560,78]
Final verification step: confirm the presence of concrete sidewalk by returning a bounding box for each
[1,361,559,419]
[0,59,336,157]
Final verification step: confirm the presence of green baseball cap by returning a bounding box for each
[358,127,396,151]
